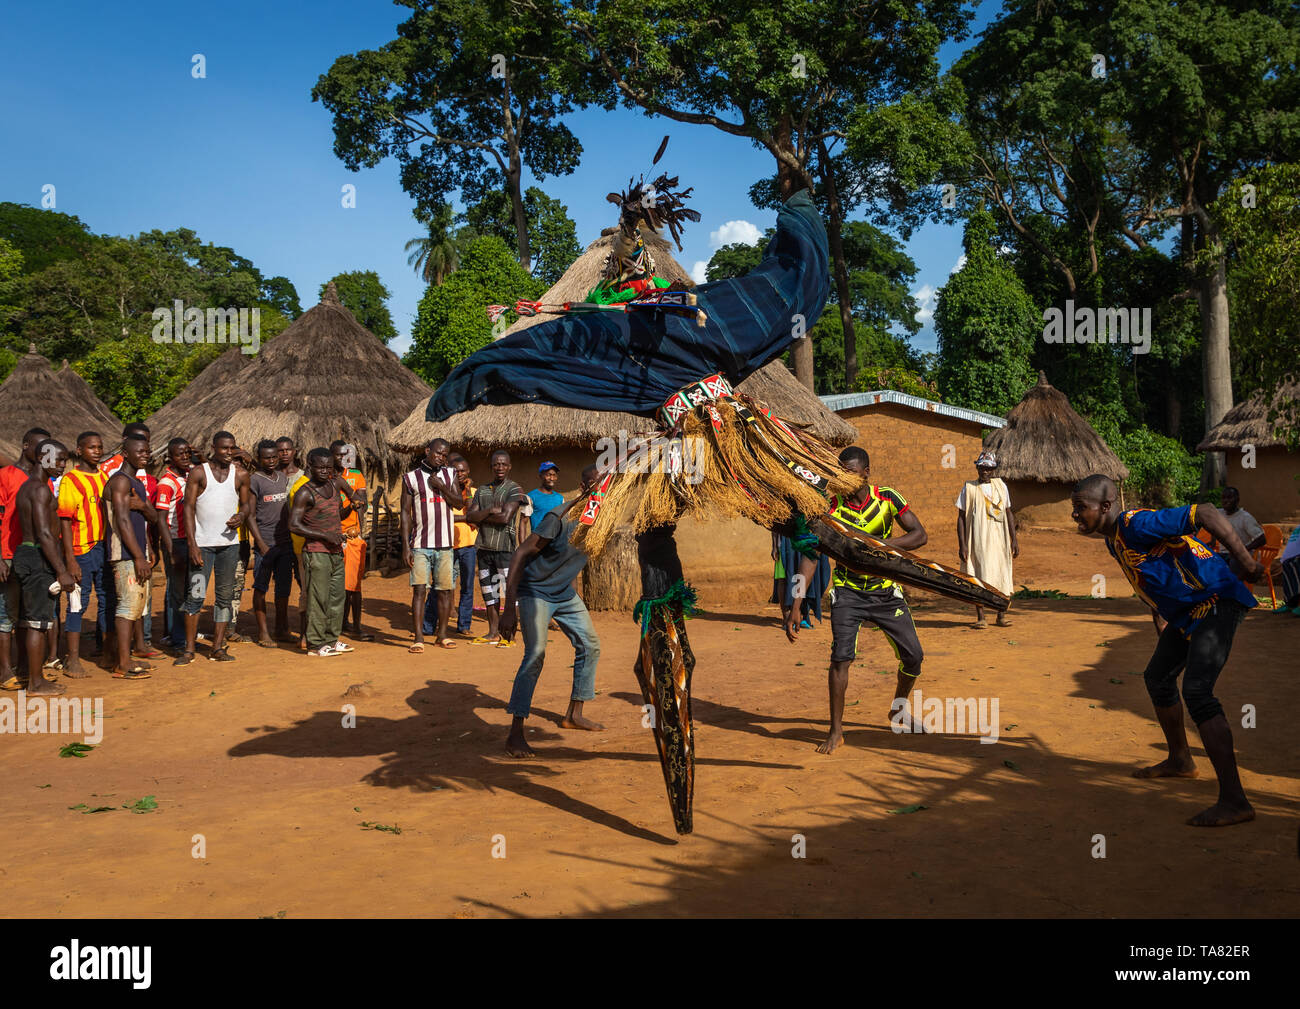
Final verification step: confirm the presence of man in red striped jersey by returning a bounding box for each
[154,438,192,653]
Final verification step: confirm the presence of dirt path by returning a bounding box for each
[3,529,1296,917]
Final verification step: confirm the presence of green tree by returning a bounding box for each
[405,203,462,285]
[706,239,767,282]
[933,209,1039,414]
[406,235,542,384]
[312,0,588,271]
[1215,164,1300,441]
[0,202,97,273]
[956,0,1300,486]
[320,271,398,343]
[456,185,582,287]
[546,0,972,390]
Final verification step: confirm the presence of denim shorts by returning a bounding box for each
[410,547,454,590]
[112,560,148,621]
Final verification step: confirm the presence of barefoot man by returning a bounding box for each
[785,446,930,753]
[1071,474,1263,827]
[498,464,603,757]
[14,440,77,695]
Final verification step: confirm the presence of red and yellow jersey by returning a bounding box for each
[57,467,109,555]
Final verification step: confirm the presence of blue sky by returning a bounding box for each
[1,0,996,357]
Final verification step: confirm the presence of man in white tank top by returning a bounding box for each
[177,431,252,664]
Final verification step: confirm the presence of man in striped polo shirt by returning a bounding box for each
[786,446,931,754]
[57,431,110,678]
[154,438,192,652]
[400,438,462,653]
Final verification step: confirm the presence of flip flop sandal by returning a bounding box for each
[407,643,426,654]
[43,657,64,670]
[132,649,164,659]
[1,675,26,691]
[255,638,278,648]
[468,636,493,644]
[436,639,458,649]
[332,641,355,653]
[494,639,515,648]
[112,666,152,679]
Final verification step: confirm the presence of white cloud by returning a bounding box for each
[951,253,967,273]
[709,220,762,249]
[913,283,938,328]
[691,260,709,285]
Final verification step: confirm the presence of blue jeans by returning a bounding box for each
[505,593,600,719]
[163,540,190,647]
[182,543,238,624]
[66,541,106,640]
[422,545,476,634]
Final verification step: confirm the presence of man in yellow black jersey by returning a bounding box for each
[785,446,930,754]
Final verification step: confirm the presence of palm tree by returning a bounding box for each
[405,204,461,286]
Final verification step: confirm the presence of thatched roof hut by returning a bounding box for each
[985,372,1128,482]
[0,346,121,462]
[144,284,431,486]
[1195,378,1299,452]
[1196,378,1299,524]
[56,360,121,434]
[144,346,250,441]
[391,227,855,456]
[982,372,1128,526]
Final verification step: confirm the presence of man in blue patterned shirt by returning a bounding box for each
[1071,474,1263,827]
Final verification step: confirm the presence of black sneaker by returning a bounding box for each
[208,647,235,663]
[173,652,196,666]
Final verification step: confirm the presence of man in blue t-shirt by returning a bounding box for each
[1071,474,1264,828]
[499,463,600,758]
[527,462,565,525]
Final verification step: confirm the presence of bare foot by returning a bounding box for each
[26,677,67,696]
[1187,801,1255,826]
[559,714,604,731]
[996,614,1012,627]
[816,731,843,754]
[1133,757,1198,779]
[61,661,92,680]
[505,733,536,758]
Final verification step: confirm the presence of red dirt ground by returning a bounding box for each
[3,527,1297,917]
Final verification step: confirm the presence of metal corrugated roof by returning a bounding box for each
[821,390,1006,429]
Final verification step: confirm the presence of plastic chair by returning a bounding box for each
[1253,524,1284,609]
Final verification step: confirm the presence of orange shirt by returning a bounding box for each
[340,469,366,537]
[57,467,109,555]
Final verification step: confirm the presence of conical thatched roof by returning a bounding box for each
[983,371,1129,482]
[392,229,855,452]
[1196,377,1299,451]
[145,284,431,485]
[57,360,120,433]
[0,346,122,461]
[145,346,251,440]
